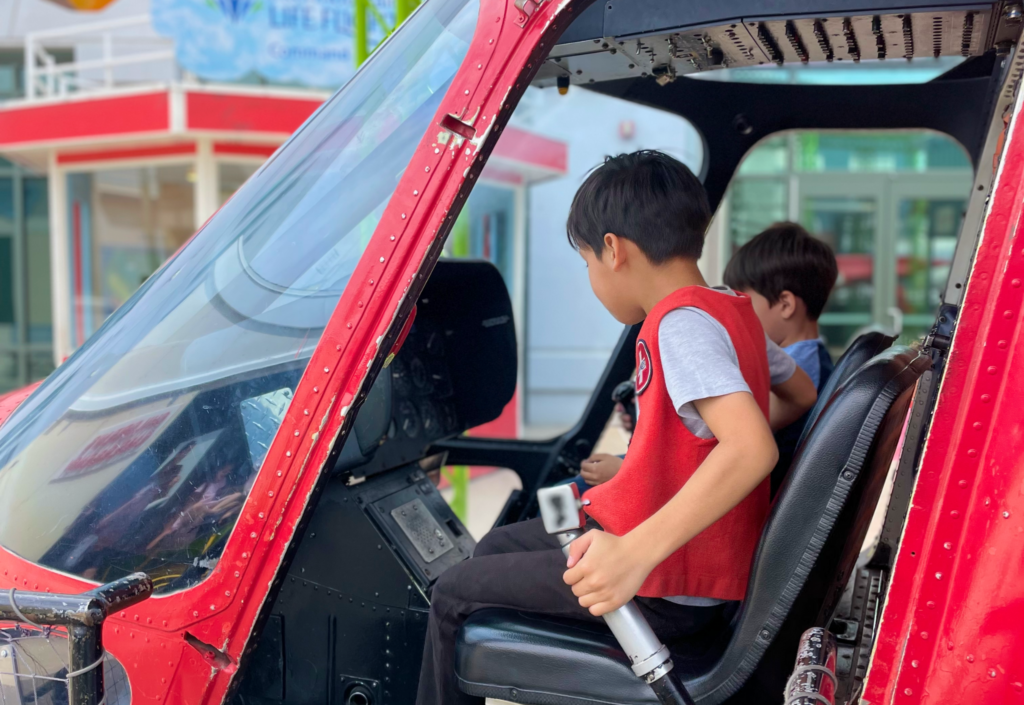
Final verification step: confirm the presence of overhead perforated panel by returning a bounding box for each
[534,6,1000,88]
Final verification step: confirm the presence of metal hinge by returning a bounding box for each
[514,0,547,27]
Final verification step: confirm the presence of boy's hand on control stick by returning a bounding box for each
[580,453,623,486]
[563,530,655,616]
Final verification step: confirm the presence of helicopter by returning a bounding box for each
[1,0,1023,704]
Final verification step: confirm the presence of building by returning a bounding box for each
[0,0,568,428]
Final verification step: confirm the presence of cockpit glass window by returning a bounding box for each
[0,0,479,594]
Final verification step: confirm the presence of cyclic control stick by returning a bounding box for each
[537,484,696,705]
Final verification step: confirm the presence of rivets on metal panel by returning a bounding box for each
[358,301,363,308]
[1013,279,1021,288]
[927,600,936,608]
[369,280,374,285]
[390,235,396,241]
[959,479,968,488]
[904,688,913,695]
[402,213,407,219]
[1004,511,1011,518]
[324,367,330,373]
[303,409,309,416]
[294,430,300,437]
[920,631,929,639]
[413,190,419,196]
[935,572,943,580]
[1013,681,1023,692]
[981,394,991,403]
[242,552,249,559]
[380,257,386,263]
[967,449,978,457]
[1004,310,1014,319]
[313,387,318,392]
[277,471,282,477]
[268,491,274,497]
[425,166,430,172]
[967,654,975,662]
[973,422,983,430]
[987,366,998,374]
[998,340,1008,349]
[911,660,919,668]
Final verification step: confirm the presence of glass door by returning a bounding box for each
[798,175,883,356]
[0,160,53,393]
[889,177,969,343]
[798,172,971,355]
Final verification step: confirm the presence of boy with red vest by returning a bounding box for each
[416,151,817,705]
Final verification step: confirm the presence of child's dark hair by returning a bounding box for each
[566,150,710,263]
[723,222,838,320]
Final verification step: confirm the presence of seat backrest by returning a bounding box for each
[798,331,895,449]
[691,346,929,704]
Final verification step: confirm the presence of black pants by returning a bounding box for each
[415,517,734,705]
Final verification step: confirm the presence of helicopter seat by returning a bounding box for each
[455,347,929,704]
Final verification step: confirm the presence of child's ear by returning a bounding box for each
[778,291,798,319]
[603,232,627,270]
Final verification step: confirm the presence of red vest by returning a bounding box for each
[585,287,771,601]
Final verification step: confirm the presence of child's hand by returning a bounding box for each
[562,530,655,616]
[580,454,623,486]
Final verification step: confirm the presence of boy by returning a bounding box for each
[416,151,816,705]
[581,222,837,492]
[723,222,838,487]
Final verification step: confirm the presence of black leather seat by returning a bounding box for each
[798,331,895,449]
[456,346,929,705]
[771,331,895,496]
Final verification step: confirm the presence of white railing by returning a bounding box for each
[23,15,176,101]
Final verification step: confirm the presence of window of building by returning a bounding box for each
[722,131,973,355]
[66,164,195,345]
[0,158,52,393]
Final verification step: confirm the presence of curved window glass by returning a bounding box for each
[0,0,479,594]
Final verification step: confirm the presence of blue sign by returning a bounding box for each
[153,0,394,88]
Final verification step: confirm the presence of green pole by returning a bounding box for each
[354,0,421,68]
[442,466,470,523]
[395,0,420,23]
[354,0,369,66]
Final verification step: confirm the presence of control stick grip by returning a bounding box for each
[537,485,695,705]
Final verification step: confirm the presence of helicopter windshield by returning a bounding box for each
[0,0,479,594]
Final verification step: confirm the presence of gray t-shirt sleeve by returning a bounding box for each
[656,307,798,439]
[766,336,797,386]
[657,309,750,439]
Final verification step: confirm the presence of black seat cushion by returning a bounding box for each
[457,609,733,705]
[455,347,928,705]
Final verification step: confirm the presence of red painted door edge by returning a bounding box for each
[863,63,1024,704]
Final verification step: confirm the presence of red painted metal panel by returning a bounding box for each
[0,2,583,704]
[57,142,196,164]
[213,142,279,158]
[186,92,323,134]
[0,92,169,147]
[492,124,568,172]
[864,87,1024,701]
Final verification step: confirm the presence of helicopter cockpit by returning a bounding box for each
[0,0,1020,703]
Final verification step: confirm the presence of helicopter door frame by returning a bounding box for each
[863,40,1024,705]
